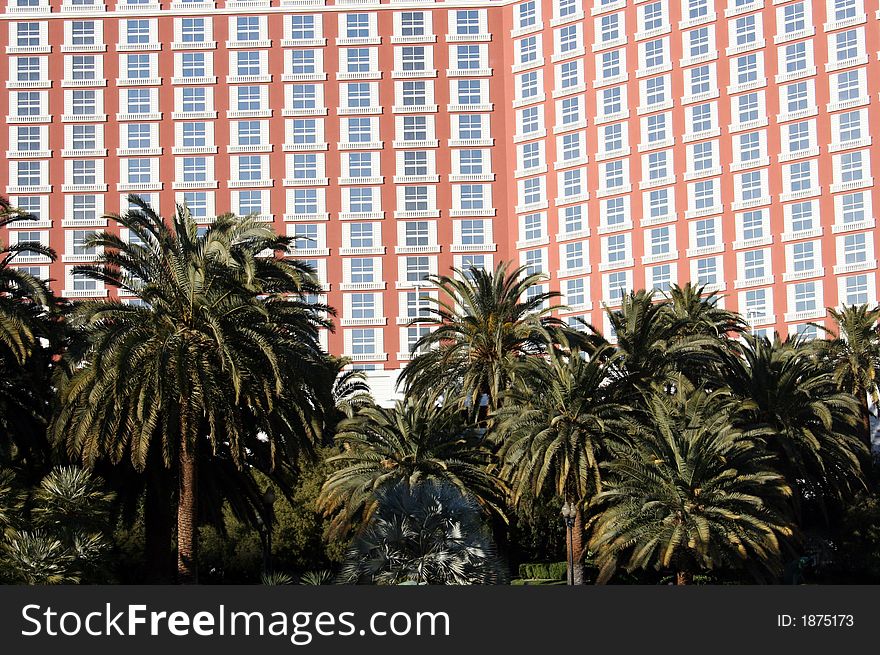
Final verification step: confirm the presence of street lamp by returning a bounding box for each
[261,487,276,576]
[561,502,576,586]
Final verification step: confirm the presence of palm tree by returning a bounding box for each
[398,262,565,415]
[53,196,331,582]
[814,304,880,450]
[0,201,60,470]
[318,392,505,538]
[495,342,628,584]
[0,199,55,367]
[603,290,720,400]
[721,334,866,517]
[589,390,795,584]
[666,282,747,339]
[338,480,507,585]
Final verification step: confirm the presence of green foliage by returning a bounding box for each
[517,562,567,581]
[339,480,508,585]
[0,466,115,584]
[398,261,567,413]
[589,390,796,584]
[319,394,505,539]
[299,569,334,585]
[261,571,295,585]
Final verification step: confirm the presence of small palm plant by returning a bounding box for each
[338,480,508,585]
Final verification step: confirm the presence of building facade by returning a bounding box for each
[2,0,879,400]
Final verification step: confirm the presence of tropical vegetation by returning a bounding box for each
[0,193,878,585]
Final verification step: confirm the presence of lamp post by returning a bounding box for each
[261,487,276,576]
[561,502,576,586]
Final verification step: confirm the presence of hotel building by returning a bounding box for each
[1,0,878,399]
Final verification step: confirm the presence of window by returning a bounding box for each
[643,39,666,69]
[71,55,97,81]
[786,122,811,153]
[235,51,262,77]
[843,274,870,305]
[520,142,541,170]
[558,25,579,53]
[459,184,486,210]
[734,53,760,85]
[688,65,712,96]
[783,42,809,74]
[458,150,484,175]
[565,278,586,306]
[127,124,152,149]
[292,84,319,110]
[401,81,428,107]
[15,126,42,152]
[737,132,762,162]
[694,218,717,249]
[784,81,810,114]
[520,106,540,134]
[401,46,427,72]
[834,29,861,62]
[645,113,668,143]
[349,188,375,213]
[519,36,539,65]
[842,232,868,265]
[15,57,41,83]
[236,86,262,112]
[838,151,867,184]
[71,21,97,47]
[181,88,208,113]
[183,192,210,220]
[403,116,429,141]
[644,76,667,106]
[832,0,859,22]
[837,110,863,143]
[558,60,580,89]
[739,170,765,201]
[460,220,485,245]
[562,205,584,234]
[455,45,482,70]
[839,192,866,225]
[291,50,317,75]
[400,12,426,38]
[126,54,153,80]
[787,160,815,192]
[792,282,818,313]
[350,329,376,356]
[563,241,585,270]
[403,187,429,212]
[291,189,319,215]
[350,293,376,320]
[560,97,581,126]
[782,2,806,34]
[455,10,481,35]
[606,234,628,264]
[345,14,371,39]
[689,254,718,286]
[517,1,537,30]
[599,14,620,43]
[735,92,761,123]
[690,141,715,171]
[237,191,264,217]
[71,196,97,223]
[740,210,766,242]
[181,17,207,43]
[733,15,757,47]
[350,258,375,283]
[290,15,316,41]
[15,23,41,48]
[71,160,96,185]
[519,71,539,99]
[182,157,207,183]
[642,2,665,31]
[648,226,672,257]
[349,223,374,248]
[687,27,710,59]
[125,20,151,45]
[647,188,672,221]
[560,133,581,161]
[651,264,672,292]
[743,249,766,280]
[606,270,629,302]
[70,229,97,257]
[523,249,544,276]
[835,69,864,102]
[743,288,769,322]
[457,80,483,105]
[405,256,431,282]
[126,89,152,114]
[522,213,544,241]
[646,150,670,180]
[236,16,261,42]
[789,201,815,233]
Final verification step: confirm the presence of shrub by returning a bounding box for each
[517,562,567,581]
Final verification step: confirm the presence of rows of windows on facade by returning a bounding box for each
[1,0,879,367]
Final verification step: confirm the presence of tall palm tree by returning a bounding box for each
[495,342,628,584]
[814,304,880,450]
[589,390,795,584]
[721,334,866,517]
[53,196,331,582]
[0,201,60,470]
[603,290,720,399]
[398,262,565,415]
[318,392,506,539]
[666,282,747,339]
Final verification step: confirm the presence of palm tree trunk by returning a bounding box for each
[177,437,198,584]
[571,506,585,585]
[676,571,692,585]
[858,392,873,453]
[144,464,174,583]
